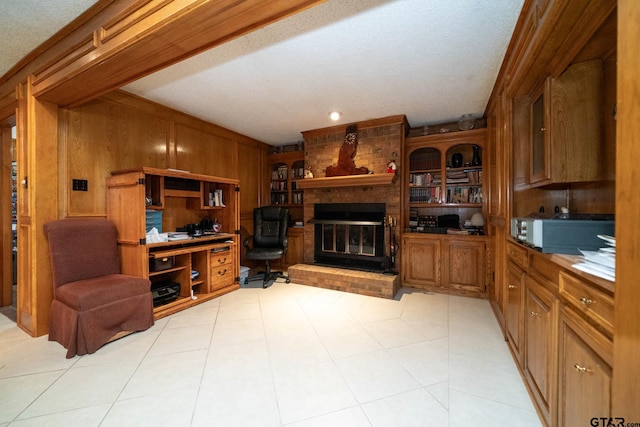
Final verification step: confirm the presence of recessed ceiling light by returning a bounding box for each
[329,111,342,121]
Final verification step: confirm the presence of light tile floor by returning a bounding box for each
[0,282,542,426]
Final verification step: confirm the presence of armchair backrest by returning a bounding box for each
[44,218,121,289]
[252,207,288,249]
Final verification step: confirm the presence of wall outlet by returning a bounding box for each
[72,179,88,191]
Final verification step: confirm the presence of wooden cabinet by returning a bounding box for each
[505,240,615,427]
[401,128,488,298]
[513,60,604,189]
[271,226,304,270]
[402,233,487,297]
[268,150,305,225]
[524,274,558,426]
[284,227,304,267]
[558,305,612,426]
[402,235,441,289]
[506,262,525,365]
[210,247,235,291]
[444,239,486,294]
[107,167,240,319]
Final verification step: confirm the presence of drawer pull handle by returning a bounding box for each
[574,363,591,373]
[508,284,516,289]
[217,257,227,264]
[217,269,227,276]
[580,297,593,306]
[529,311,539,317]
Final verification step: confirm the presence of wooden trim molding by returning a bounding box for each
[296,173,396,189]
[301,115,408,139]
[0,0,326,108]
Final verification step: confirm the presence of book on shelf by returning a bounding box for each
[409,186,440,203]
[446,187,482,204]
[410,150,441,170]
[446,178,470,184]
[208,189,226,207]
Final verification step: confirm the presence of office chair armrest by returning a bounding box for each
[243,235,254,250]
[282,236,288,254]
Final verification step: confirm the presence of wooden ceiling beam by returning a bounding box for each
[2,0,326,108]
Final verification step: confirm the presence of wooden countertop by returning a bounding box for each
[508,238,614,293]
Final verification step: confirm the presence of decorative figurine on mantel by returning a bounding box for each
[386,159,397,174]
[325,124,370,177]
[304,167,313,179]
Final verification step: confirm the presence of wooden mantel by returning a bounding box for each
[296,173,396,189]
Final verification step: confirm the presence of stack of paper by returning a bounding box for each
[572,235,615,281]
[168,232,191,241]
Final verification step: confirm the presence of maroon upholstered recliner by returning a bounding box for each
[44,218,154,358]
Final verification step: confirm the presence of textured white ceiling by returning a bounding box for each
[0,0,99,77]
[2,0,524,146]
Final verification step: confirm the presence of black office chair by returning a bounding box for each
[243,206,291,288]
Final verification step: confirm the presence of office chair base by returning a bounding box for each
[244,271,290,288]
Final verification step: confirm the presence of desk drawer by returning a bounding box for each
[211,251,232,267]
[508,241,529,270]
[559,271,613,336]
[211,264,234,290]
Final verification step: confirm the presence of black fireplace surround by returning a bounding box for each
[311,203,386,272]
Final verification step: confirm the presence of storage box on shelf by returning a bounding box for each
[107,167,240,319]
[402,128,488,298]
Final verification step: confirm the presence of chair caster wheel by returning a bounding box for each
[285,278,290,283]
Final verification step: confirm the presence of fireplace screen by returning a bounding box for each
[312,203,385,271]
[322,224,376,257]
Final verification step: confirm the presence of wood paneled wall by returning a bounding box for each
[58,90,267,219]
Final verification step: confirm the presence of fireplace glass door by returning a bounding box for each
[322,224,375,257]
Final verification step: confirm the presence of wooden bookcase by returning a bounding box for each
[267,150,305,268]
[268,150,305,224]
[401,128,489,297]
[107,167,240,319]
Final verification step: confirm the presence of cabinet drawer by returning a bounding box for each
[211,265,235,290]
[507,241,529,269]
[559,271,613,336]
[211,251,232,267]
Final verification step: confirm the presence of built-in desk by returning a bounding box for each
[107,167,240,319]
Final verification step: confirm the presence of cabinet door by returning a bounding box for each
[512,96,531,189]
[402,237,441,288]
[285,229,304,266]
[530,84,550,185]
[558,307,612,426]
[506,263,525,364]
[445,240,485,293]
[524,275,557,425]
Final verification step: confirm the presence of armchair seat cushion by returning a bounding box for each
[56,274,151,311]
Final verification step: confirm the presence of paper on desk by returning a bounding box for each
[572,262,615,281]
[146,227,168,243]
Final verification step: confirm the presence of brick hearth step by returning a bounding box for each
[287,264,400,299]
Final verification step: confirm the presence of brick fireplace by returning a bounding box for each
[287,115,407,299]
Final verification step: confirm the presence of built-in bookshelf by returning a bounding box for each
[404,128,486,233]
[268,150,304,224]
